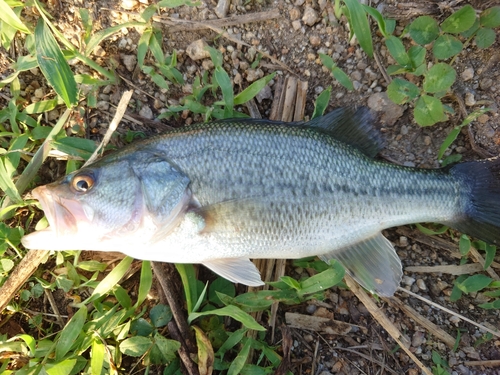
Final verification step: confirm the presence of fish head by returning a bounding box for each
[22,151,192,251]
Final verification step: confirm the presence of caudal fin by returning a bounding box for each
[450,157,500,245]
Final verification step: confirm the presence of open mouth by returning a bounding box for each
[32,186,86,236]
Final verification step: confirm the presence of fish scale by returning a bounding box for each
[22,107,500,296]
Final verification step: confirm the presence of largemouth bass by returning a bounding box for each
[21,107,500,296]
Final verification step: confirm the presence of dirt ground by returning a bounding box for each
[2,0,500,374]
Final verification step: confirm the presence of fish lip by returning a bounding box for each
[33,186,87,236]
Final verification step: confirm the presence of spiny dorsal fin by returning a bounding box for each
[304,107,384,158]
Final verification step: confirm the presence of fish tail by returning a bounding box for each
[450,157,500,245]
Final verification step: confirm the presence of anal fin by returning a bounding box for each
[319,233,402,297]
[203,258,264,287]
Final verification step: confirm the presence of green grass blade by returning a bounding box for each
[86,256,134,303]
[0,158,22,203]
[233,72,276,105]
[136,261,152,307]
[55,306,87,360]
[214,66,234,118]
[85,21,146,56]
[189,305,265,331]
[343,0,373,57]
[35,18,77,108]
[311,87,331,119]
[175,263,198,314]
[0,0,31,34]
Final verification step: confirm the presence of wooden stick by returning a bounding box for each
[345,274,433,375]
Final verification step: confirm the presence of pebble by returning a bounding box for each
[47,109,60,121]
[118,38,129,50]
[464,92,476,106]
[292,20,302,31]
[255,85,272,103]
[34,88,44,99]
[121,0,138,9]
[186,39,211,60]
[309,35,321,46]
[139,105,154,119]
[402,276,415,286]
[416,279,427,291]
[400,125,408,135]
[460,67,474,81]
[289,7,301,21]
[480,77,493,90]
[302,6,319,26]
[93,45,106,57]
[122,55,137,72]
[411,331,426,347]
[306,304,317,314]
[246,68,264,82]
[202,60,214,70]
[423,136,432,146]
[96,101,110,111]
[399,236,408,247]
[367,92,403,126]
[214,0,230,18]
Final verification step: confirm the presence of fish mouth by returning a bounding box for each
[32,186,91,237]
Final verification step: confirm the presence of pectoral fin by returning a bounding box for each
[319,233,402,297]
[203,258,264,286]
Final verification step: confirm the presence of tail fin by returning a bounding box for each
[450,157,500,245]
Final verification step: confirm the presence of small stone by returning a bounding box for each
[34,88,44,99]
[289,7,301,21]
[402,276,415,286]
[121,0,138,9]
[153,98,163,109]
[411,331,426,347]
[353,80,361,90]
[214,0,230,18]
[449,316,461,326]
[295,0,305,6]
[309,35,321,46]
[47,109,60,121]
[302,6,319,26]
[93,45,106,57]
[400,125,408,135]
[478,114,489,124]
[122,54,137,72]
[367,92,403,126]
[118,38,128,49]
[139,105,154,120]
[246,68,263,82]
[399,236,408,247]
[416,279,427,291]
[186,39,211,61]
[306,304,317,314]
[202,59,214,70]
[480,77,493,90]
[461,67,474,81]
[255,85,272,103]
[351,70,362,81]
[465,92,476,106]
[292,20,302,31]
[423,136,432,146]
[96,101,109,111]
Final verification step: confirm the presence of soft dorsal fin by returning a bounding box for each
[304,107,385,157]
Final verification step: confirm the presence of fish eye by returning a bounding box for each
[71,173,95,193]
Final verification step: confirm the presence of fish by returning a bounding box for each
[21,107,500,297]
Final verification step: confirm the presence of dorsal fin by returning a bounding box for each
[304,107,385,157]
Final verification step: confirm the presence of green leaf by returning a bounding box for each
[484,245,496,270]
[461,18,480,38]
[227,339,252,375]
[91,339,105,375]
[387,78,420,104]
[479,299,500,310]
[311,87,331,119]
[151,334,180,364]
[120,336,152,357]
[24,98,60,114]
[209,277,235,306]
[216,328,248,358]
[114,286,132,308]
[438,126,461,160]
[318,53,335,71]
[85,21,145,56]
[414,95,446,126]
[55,306,87,360]
[432,34,463,60]
[150,304,173,328]
[480,6,500,28]
[385,36,410,66]
[475,27,496,49]
[214,66,233,118]
[0,158,22,203]
[45,358,77,375]
[441,5,476,33]
[0,0,31,33]
[409,16,439,45]
[233,72,276,105]
[456,274,493,293]
[343,0,373,57]
[459,235,471,256]
[363,5,391,37]
[35,19,77,108]
[137,28,152,67]
[86,256,134,302]
[52,137,97,160]
[298,262,344,297]
[136,261,152,307]
[423,63,456,93]
[408,45,426,69]
[175,263,198,315]
[189,305,265,331]
[332,66,353,91]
